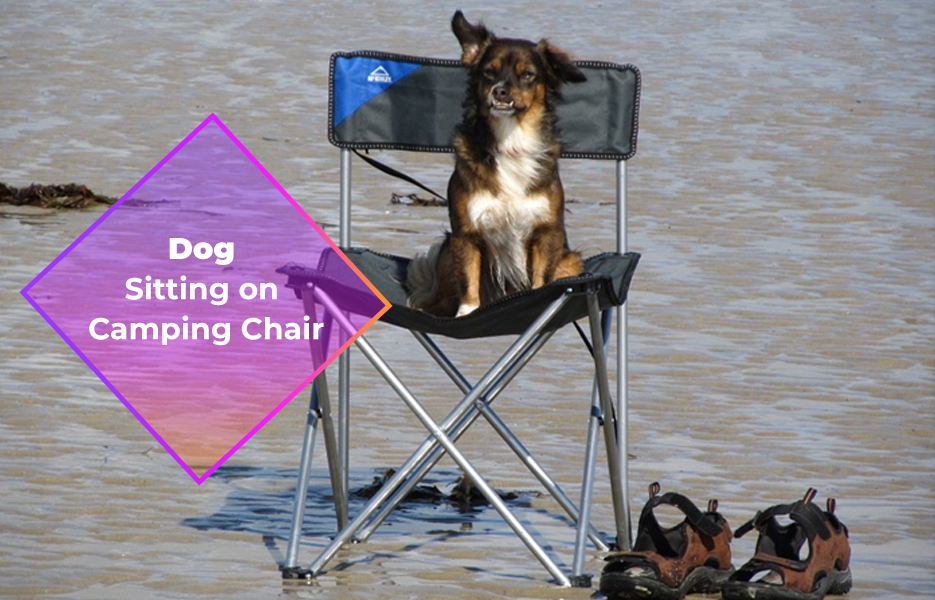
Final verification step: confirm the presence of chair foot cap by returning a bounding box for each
[280,565,313,580]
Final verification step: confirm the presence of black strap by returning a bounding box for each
[734,503,794,540]
[734,497,831,541]
[640,491,723,538]
[573,321,597,358]
[353,149,449,204]
[791,502,832,541]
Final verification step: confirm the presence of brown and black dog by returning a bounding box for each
[407,11,586,317]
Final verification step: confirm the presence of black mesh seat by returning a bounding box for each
[279,248,639,339]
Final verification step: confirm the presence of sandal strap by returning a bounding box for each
[640,484,723,538]
[792,501,833,540]
[734,491,833,542]
[734,501,795,539]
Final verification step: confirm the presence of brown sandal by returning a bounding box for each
[599,483,733,599]
[721,488,852,600]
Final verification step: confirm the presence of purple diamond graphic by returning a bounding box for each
[21,115,389,483]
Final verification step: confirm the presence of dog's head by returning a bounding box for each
[452,11,586,121]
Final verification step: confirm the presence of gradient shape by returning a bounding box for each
[21,115,390,483]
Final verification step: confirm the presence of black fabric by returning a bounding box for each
[734,500,832,543]
[279,248,639,340]
[633,491,725,556]
[642,492,725,539]
[329,51,641,160]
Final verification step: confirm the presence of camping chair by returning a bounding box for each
[279,50,641,587]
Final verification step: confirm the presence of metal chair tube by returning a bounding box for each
[283,381,322,569]
[572,306,614,576]
[615,159,633,549]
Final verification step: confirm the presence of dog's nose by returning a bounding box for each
[492,84,511,101]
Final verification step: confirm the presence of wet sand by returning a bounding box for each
[1,1,933,598]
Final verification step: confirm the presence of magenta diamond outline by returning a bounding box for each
[20,114,389,484]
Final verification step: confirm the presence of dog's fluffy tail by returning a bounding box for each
[405,237,446,309]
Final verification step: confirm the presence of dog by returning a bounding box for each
[406,11,586,318]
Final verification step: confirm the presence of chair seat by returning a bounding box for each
[279,248,640,339]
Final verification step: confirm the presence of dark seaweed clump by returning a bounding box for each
[0,182,118,209]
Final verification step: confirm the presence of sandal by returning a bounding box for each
[721,488,852,600]
[599,482,733,600]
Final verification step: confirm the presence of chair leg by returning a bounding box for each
[316,369,348,529]
[299,292,348,529]
[572,306,614,581]
[616,302,633,550]
[337,349,350,527]
[586,294,630,548]
[573,377,603,583]
[282,377,323,574]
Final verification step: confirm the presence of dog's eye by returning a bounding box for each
[482,66,496,80]
[520,71,535,82]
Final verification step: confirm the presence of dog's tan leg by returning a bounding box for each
[452,235,483,317]
[528,239,551,290]
[552,250,584,281]
[528,228,575,288]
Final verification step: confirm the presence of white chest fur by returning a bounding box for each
[466,116,550,291]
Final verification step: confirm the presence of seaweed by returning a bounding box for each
[390,192,447,208]
[0,182,118,209]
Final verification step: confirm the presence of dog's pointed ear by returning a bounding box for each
[537,39,587,84]
[452,10,493,66]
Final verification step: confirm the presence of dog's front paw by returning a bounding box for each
[455,302,479,317]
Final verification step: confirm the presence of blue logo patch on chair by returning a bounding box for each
[332,56,422,127]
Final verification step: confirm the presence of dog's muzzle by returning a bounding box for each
[489,83,517,116]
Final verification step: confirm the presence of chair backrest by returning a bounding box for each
[329,51,641,161]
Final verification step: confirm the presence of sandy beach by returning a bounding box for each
[1,1,933,598]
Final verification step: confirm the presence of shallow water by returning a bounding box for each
[1,1,933,598]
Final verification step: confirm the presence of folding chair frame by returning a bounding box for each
[281,148,635,587]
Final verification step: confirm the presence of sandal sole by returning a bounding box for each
[721,567,852,600]
[600,566,733,600]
